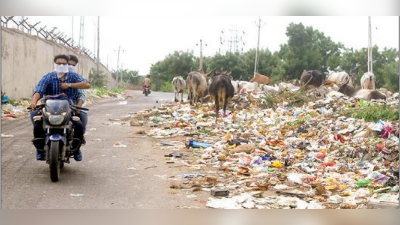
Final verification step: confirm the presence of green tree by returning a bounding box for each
[149,51,197,90]
[89,69,106,87]
[281,23,341,79]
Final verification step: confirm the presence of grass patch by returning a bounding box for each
[95,87,109,97]
[286,115,312,126]
[261,90,314,109]
[342,101,399,122]
[110,87,123,94]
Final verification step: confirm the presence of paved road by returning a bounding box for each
[1,91,201,209]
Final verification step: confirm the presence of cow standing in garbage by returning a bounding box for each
[209,71,235,121]
[172,76,186,102]
[186,70,213,105]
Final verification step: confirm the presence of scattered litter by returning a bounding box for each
[182,174,206,179]
[133,84,399,209]
[165,152,184,158]
[113,141,127,148]
[92,139,104,142]
[70,193,85,197]
[144,166,158,170]
[211,189,230,197]
[1,133,14,138]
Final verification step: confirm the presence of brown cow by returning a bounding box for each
[250,72,270,85]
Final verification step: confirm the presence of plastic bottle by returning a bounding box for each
[188,140,211,148]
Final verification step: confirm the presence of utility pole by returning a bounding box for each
[97,16,100,73]
[254,17,265,76]
[116,46,121,87]
[368,16,373,73]
[121,63,124,84]
[115,46,125,87]
[79,16,85,48]
[71,16,74,42]
[196,39,207,71]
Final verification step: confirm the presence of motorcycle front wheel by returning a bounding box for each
[49,141,61,182]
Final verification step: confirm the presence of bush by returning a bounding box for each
[160,81,174,93]
[110,87,123,94]
[95,87,109,97]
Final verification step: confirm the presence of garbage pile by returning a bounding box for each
[131,85,399,209]
[84,89,126,106]
[1,100,30,121]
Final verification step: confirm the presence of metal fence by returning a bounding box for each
[1,16,97,61]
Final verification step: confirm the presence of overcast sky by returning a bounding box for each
[26,16,398,75]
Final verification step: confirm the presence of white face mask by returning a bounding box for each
[68,65,75,73]
[54,63,69,78]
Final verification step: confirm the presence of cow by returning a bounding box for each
[172,76,186,102]
[250,72,270,85]
[300,70,325,90]
[238,81,261,94]
[231,80,240,95]
[208,72,235,120]
[326,71,356,87]
[338,84,386,101]
[261,84,279,93]
[187,70,213,106]
[278,82,300,92]
[361,72,376,90]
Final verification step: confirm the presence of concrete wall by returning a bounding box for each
[1,27,117,99]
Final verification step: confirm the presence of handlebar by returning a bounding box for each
[70,105,89,111]
[27,104,46,111]
[27,104,89,112]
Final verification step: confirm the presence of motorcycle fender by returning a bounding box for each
[46,134,67,145]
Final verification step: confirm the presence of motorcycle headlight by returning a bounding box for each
[49,115,64,125]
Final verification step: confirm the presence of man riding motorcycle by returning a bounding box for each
[142,75,151,94]
[30,54,91,161]
[68,55,88,145]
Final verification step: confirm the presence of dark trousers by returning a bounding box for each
[30,110,84,150]
[77,111,88,134]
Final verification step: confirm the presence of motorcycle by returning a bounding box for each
[29,95,88,182]
[143,84,151,96]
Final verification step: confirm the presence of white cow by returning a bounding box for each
[238,81,261,94]
[172,76,186,102]
[326,71,355,87]
[231,80,240,95]
[261,84,279,93]
[278,83,300,92]
[361,72,376,90]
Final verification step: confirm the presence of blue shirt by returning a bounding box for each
[34,71,86,105]
[76,89,87,102]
